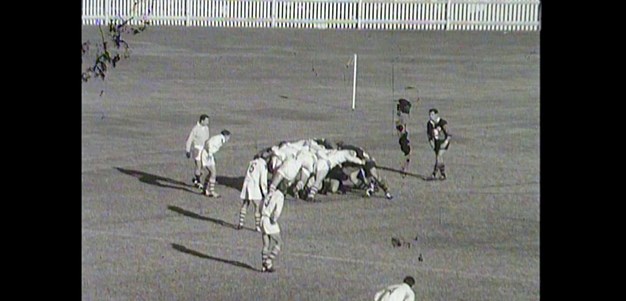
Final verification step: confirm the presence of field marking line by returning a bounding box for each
[83,228,537,284]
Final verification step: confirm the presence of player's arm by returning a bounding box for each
[426,123,435,149]
[185,126,197,153]
[440,121,451,140]
[346,151,365,166]
[260,163,268,197]
[271,199,283,223]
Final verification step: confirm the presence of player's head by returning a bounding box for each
[199,114,210,125]
[221,129,231,141]
[335,140,344,149]
[428,108,439,121]
[403,276,415,287]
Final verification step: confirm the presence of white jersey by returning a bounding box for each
[201,134,228,168]
[261,190,284,234]
[205,134,227,156]
[270,143,299,172]
[240,158,268,201]
[275,156,303,183]
[374,283,415,301]
[185,122,210,153]
[317,149,363,170]
[287,139,308,149]
[296,149,317,176]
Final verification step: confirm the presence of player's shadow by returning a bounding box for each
[376,165,428,181]
[115,167,197,193]
[216,176,244,191]
[167,205,239,230]
[171,243,258,271]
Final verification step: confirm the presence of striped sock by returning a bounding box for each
[268,245,281,262]
[307,186,318,199]
[239,204,247,226]
[254,212,261,228]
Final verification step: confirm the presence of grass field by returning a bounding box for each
[81,26,540,300]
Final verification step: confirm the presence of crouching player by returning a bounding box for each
[335,141,393,199]
[260,189,284,273]
[237,154,268,232]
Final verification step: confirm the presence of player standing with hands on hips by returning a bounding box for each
[426,108,451,180]
[185,114,211,190]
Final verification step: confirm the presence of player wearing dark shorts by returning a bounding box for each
[426,108,451,180]
[398,125,411,174]
[335,141,393,199]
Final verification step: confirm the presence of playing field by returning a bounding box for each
[81,26,540,300]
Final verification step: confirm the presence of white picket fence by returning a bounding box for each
[82,0,541,31]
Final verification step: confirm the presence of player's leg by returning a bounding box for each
[261,233,271,272]
[205,160,220,197]
[265,233,283,272]
[366,164,393,199]
[252,199,262,232]
[437,149,447,180]
[237,198,250,229]
[192,146,204,189]
[294,169,310,198]
[307,161,330,202]
[431,143,441,179]
[268,172,285,196]
[400,144,411,174]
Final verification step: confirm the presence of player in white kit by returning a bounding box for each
[237,155,268,232]
[374,276,416,301]
[306,149,364,202]
[260,189,285,273]
[185,114,210,189]
[200,129,231,197]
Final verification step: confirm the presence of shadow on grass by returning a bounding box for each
[216,176,245,191]
[115,167,198,193]
[376,165,428,181]
[167,205,239,230]
[171,243,258,272]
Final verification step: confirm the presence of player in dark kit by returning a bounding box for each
[397,125,411,175]
[426,108,451,180]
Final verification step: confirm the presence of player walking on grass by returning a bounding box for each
[185,114,210,189]
[200,129,231,197]
[426,108,451,180]
[260,187,285,272]
[374,276,416,301]
[398,125,411,175]
[237,155,268,232]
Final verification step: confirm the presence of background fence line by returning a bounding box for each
[82,0,540,31]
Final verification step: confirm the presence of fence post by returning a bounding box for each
[272,0,277,27]
[357,0,362,29]
[105,0,111,25]
[446,0,451,30]
[186,0,190,26]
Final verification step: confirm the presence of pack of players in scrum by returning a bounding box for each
[185,100,451,273]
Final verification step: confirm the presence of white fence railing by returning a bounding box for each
[82,0,541,31]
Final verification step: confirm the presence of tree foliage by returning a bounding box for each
[82,1,151,82]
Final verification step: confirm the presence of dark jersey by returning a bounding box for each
[337,144,366,160]
[427,118,449,141]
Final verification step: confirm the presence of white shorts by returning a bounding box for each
[192,145,204,161]
[276,158,302,182]
[200,150,215,168]
[261,216,280,235]
[240,178,264,201]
